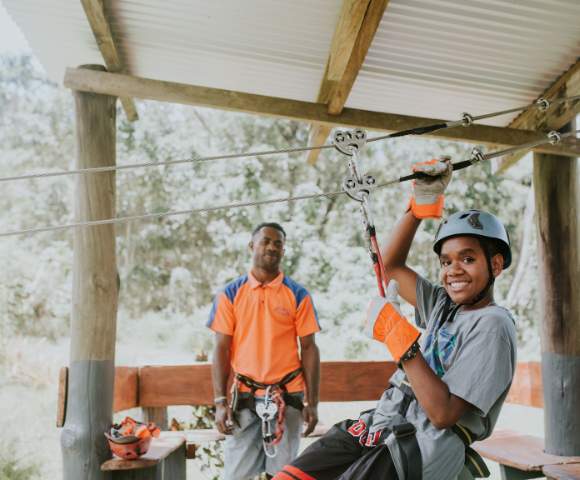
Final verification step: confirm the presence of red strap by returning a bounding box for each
[282,465,317,480]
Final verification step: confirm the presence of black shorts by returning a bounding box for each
[273,419,398,480]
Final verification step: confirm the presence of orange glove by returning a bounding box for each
[364,281,420,362]
[408,157,452,219]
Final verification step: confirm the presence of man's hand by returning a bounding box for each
[302,403,318,437]
[214,403,234,435]
[364,280,420,362]
[409,157,452,219]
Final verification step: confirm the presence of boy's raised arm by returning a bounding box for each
[382,158,453,307]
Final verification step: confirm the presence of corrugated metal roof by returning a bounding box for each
[348,0,580,125]
[3,0,579,127]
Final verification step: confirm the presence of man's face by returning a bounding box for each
[249,227,285,273]
[439,236,502,305]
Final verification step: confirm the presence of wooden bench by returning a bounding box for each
[58,361,397,478]
[58,360,580,479]
[100,434,186,479]
[543,463,580,480]
[473,430,580,480]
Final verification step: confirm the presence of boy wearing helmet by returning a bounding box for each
[274,159,517,480]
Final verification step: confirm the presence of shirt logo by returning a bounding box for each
[274,306,291,317]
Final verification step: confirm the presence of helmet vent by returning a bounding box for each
[467,212,484,230]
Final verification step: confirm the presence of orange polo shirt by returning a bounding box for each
[207,271,320,393]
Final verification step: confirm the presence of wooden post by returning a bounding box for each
[143,407,169,431]
[533,120,580,456]
[61,64,118,479]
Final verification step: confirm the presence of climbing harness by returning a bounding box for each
[333,128,388,297]
[230,368,304,457]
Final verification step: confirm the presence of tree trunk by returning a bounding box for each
[533,121,580,456]
[61,64,118,479]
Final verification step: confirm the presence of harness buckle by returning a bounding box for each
[392,422,416,439]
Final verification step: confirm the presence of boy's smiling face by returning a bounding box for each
[438,236,503,307]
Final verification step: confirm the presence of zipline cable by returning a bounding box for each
[0,96,578,184]
[366,95,580,143]
[0,189,346,238]
[2,129,577,239]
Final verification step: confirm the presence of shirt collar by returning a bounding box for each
[248,270,284,289]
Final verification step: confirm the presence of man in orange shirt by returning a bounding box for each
[208,222,321,480]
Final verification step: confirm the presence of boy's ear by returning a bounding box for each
[491,254,504,278]
[248,240,254,251]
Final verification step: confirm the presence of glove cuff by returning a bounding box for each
[384,320,421,362]
[408,194,445,219]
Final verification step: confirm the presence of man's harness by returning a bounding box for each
[230,367,304,458]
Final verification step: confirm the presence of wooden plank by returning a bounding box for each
[505,361,543,408]
[308,0,388,164]
[320,361,396,401]
[473,430,580,472]
[63,68,580,158]
[543,463,580,480]
[137,361,396,407]
[80,0,138,121]
[113,367,139,413]
[101,434,185,471]
[496,59,580,173]
[56,366,68,427]
[139,364,214,407]
[109,361,542,411]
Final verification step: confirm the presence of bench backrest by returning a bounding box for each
[56,361,543,426]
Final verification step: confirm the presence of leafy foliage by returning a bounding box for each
[0,53,541,355]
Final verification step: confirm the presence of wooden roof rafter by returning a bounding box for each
[307,0,389,164]
[496,58,580,173]
[80,0,139,121]
[64,67,580,158]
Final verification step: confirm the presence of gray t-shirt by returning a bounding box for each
[367,275,517,480]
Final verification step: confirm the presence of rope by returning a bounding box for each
[1,96,578,184]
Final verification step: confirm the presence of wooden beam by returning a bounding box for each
[496,59,580,173]
[307,123,333,165]
[327,0,388,115]
[534,121,580,454]
[64,68,580,157]
[61,65,118,478]
[80,0,138,121]
[309,0,388,164]
[317,0,372,104]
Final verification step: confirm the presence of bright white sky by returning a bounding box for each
[0,1,29,53]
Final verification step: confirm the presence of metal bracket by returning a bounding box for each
[333,128,375,203]
[333,128,367,156]
[460,112,474,127]
[470,147,486,164]
[536,97,550,111]
[547,130,561,145]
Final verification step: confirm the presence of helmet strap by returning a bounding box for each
[460,240,495,307]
